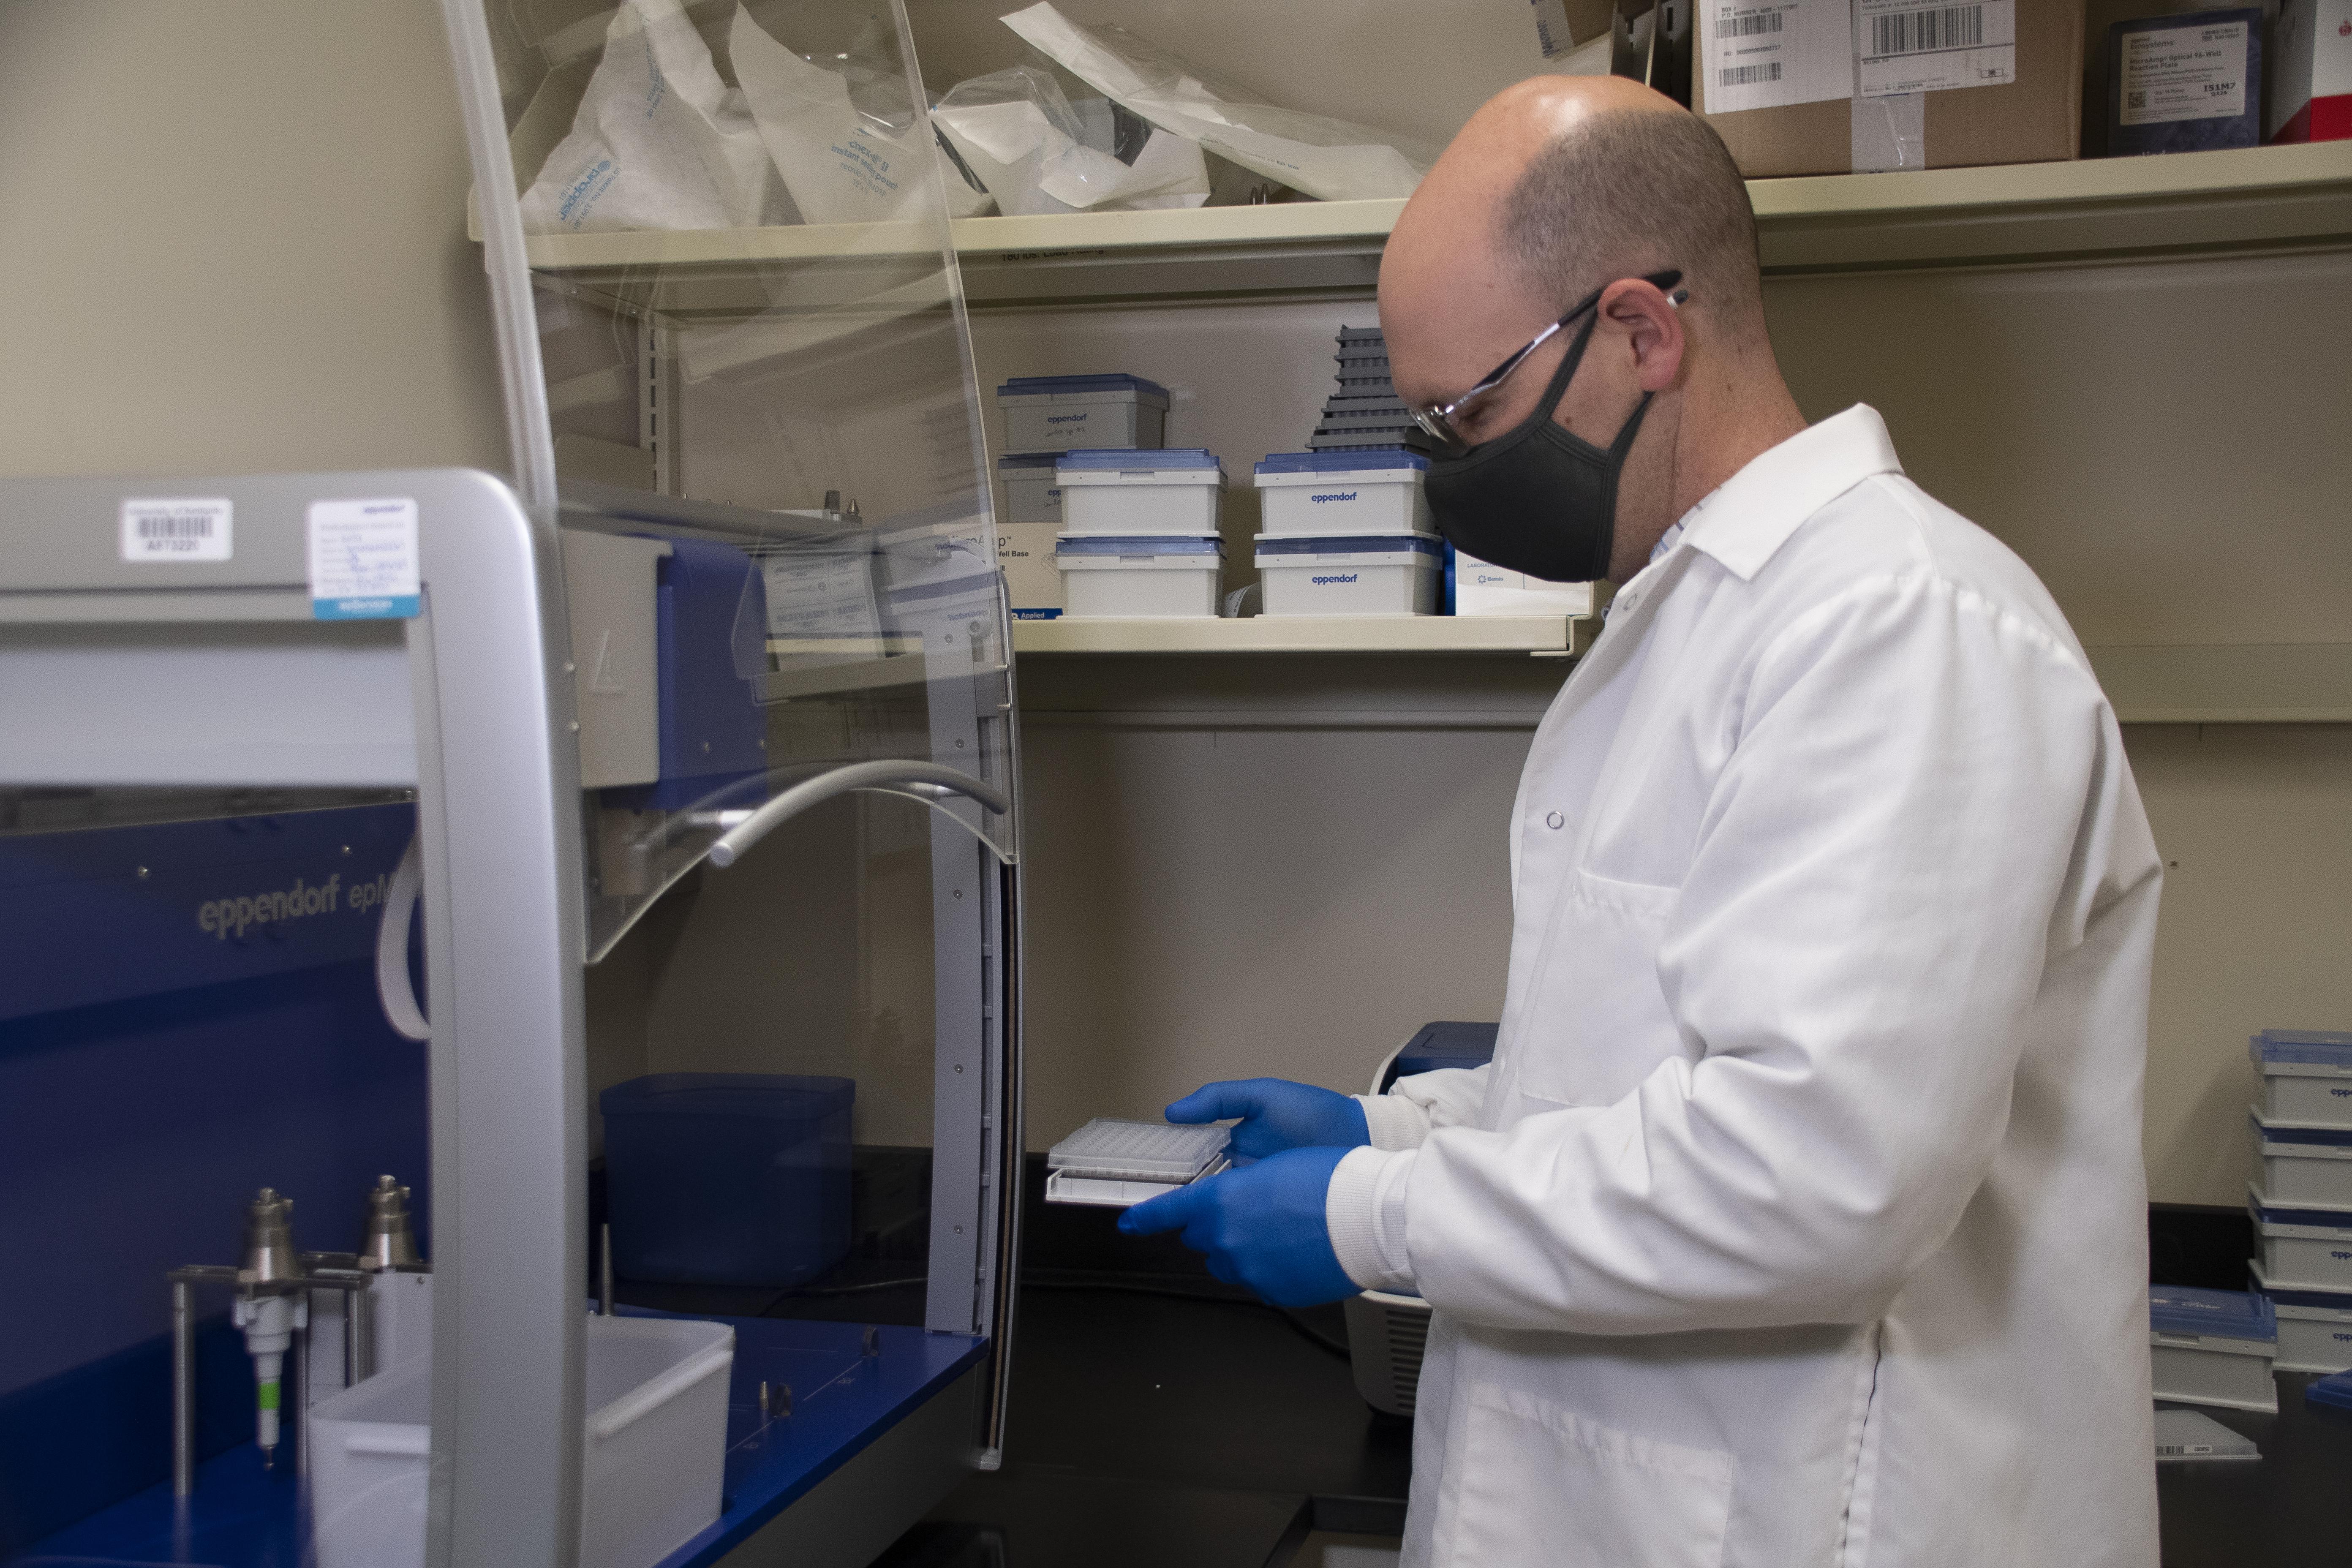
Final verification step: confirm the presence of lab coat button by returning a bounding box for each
[1545,811,1564,830]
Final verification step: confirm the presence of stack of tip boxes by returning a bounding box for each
[2150,1287,2278,1413]
[993,374,1172,619]
[1250,326,1435,615]
[2247,1029,2352,1375]
[1054,449,1228,617]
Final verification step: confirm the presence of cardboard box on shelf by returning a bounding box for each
[1697,1,2087,177]
[2270,0,2352,144]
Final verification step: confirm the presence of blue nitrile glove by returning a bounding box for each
[1164,1078,1369,1160]
[1117,1145,1358,1307]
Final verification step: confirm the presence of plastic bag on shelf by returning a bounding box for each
[999,1,1443,202]
[934,128,997,218]
[733,5,935,226]
[519,0,789,234]
[933,65,1209,217]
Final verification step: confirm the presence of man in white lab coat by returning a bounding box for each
[1123,76,2163,1566]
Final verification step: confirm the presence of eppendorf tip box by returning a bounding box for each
[1045,1119,1231,1208]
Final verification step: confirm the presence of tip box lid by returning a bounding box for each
[1255,449,1429,475]
[2249,1029,2352,1067]
[995,373,1170,401]
[1053,533,1223,555]
[2248,1108,2352,1149]
[1056,447,1221,471]
[2150,1286,2276,1342]
[1255,532,1441,558]
[998,452,1063,471]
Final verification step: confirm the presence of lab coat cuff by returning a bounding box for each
[1357,1092,1431,1151]
[1326,1146,1417,1294]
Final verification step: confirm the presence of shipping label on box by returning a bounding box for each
[1857,0,2017,97]
[1702,0,1854,112]
[997,522,1063,619]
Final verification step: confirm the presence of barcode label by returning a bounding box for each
[1704,3,1852,114]
[1869,4,1982,56]
[1721,62,1784,85]
[121,498,233,563]
[1724,12,1784,35]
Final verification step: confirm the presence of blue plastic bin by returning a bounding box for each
[601,1073,855,1287]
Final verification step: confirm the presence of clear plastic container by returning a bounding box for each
[1055,534,1223,617]
[1055,449,1226,534]
[996,374,1170,452]
[1254,534,1441,616]
[2249,1111,2352,1210]
[1254,451,1431,536]
[2249,1030,2352,1127]
[307,1314,734,1568]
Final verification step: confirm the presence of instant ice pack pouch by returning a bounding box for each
[999,2,1444,202]
[934,65,1210,217]
[733,5,935,226]
[518,0,789,234]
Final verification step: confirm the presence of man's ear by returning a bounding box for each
[1601,278,1686,394]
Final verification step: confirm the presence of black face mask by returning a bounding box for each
[1422,315,1652,584]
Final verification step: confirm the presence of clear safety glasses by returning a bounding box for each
[1407,269,1687,451]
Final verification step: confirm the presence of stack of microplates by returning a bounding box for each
[1044,1118,1232,1207]
[1307,327,1416,453]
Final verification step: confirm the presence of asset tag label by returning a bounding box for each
[1857,0,2016,97]
[120,498,232,563]
[2120,21,2248,125]
[307,498,420,620]
[1702,1,1854,114]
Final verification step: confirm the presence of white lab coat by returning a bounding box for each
[1325,406,2161,1568]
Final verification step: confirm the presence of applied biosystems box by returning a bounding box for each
[2148,1286,2277,1413]
[1254,450,1432,536]
[997,521,1062,619]
[1450,547,1615,618]
[1254,533,1441,617]
[996,374,1169,453]
[1056,448,1226,535]
[1054,534,1223,618]
[2249,1029,2352,1127]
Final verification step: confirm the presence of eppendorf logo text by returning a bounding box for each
[196,871,394,939]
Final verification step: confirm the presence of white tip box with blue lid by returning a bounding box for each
[2250,1260,2352,1375]
[996,374,1170,454]
[1045,1118,1231,1207]
[1054,534,1224,617]
[2249,1194,2352,1290]
[2150,1286,2278,1413]
[2249,1110,2352,1210]
[1253,449,1432,536]
[1055,448,1225,535]
[2249,1028,2352,1127]
[1254,533,1442,616]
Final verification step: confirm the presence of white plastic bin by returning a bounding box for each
[1451,547,1614,617]
[998,452,1064,525]
[1253,450,1431,536]
[2148,1287,2277,1413]
[2251,1195,2352,1290]
[1055,534,1222,618]
[2249,1030,2352,1127]
[1254,534,1440,617]
[1056,449,1225,535]
[2250,1111,2352,1210]
[307,1314,734,1568]
[2252,1263,2352,1374]
[996,374,1168,452]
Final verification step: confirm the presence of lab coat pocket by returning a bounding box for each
[1442,1382,1734,1568]
[1512,868,1682,1110]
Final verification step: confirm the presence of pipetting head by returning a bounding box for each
[240,1188,301,1284]
[360,1174,421,1270]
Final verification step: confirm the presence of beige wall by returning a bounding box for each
[5,1,2341,1209]
[0,0,505,479]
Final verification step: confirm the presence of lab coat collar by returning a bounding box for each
[1672,405,1903,582]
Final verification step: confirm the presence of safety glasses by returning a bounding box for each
[1408,270,1686,452]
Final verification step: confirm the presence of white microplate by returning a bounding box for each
[2153,1407,2259,1461]
[1048,1118,1230,1182]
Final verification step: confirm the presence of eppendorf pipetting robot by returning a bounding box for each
[230,1189,307,1470]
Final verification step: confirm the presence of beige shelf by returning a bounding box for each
[2086,644,2352,725]
[499,140,2352,303]
[1013,614,1597,657]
